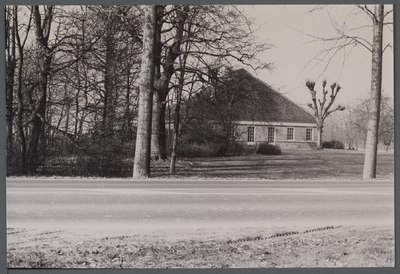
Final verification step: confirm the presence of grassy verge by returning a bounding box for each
[151,149,394,180]
[7,225,394,268]
[29,149,393,180]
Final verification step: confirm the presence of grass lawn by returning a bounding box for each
[152,149,394,180]
[7,225,394,268]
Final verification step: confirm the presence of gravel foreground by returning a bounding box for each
[7,224,394,268]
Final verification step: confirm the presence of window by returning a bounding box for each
[267,127,274,143]
[229,126,235,139]
[247,127,255,143]
[306,128,313,141]
[287,127,294,140]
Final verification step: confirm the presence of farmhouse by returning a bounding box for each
[193,68,318,150]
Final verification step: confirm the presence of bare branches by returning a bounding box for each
[382,43,392,53]
[306,81,345,123]
[305,80,345,148]
[356,5,377,22]
[295,4,391,82]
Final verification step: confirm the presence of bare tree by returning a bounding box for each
[362,5,385,179]
[133,5,157,178]
[150,5,189,161]
[169,46,198,174]
[150,5,271,161]
[299,4,391,178]
[13,6,33,174]
[5,6,17,173]
[23,5,55,175]
[305,80,345,149]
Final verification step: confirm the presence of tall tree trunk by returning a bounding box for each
[317,126,323,149]
[151,86,168,160]
[14,6,29,174]
[151,6,189,160]
[26,55,51,175]
[363,5,384,179]
[4,7,17,174]
[133,5,157,178]
[5,6,17,174]
[103,31,115,136]
[63,102,70,150]
[74,62,81,136]
[25,5,53,176]
[150,7,165,160]
[123,68,132,143]
[15,39,26,174]
[169,87,181,175]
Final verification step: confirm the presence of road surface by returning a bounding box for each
[6,178,394,235]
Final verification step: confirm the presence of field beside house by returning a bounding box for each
[153,149,394,180]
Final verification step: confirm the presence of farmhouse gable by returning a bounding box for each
[223,69,318,150]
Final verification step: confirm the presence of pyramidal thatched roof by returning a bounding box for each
[227,69,316,124]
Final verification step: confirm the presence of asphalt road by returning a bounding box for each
[6,179,394,233]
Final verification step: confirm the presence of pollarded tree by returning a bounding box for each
[305,80,345,149]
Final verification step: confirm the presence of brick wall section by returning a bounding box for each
[275,127,285,141]
[255,126,268,142]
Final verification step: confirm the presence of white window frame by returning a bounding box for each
[306,128,313,141]
[229,125,235,139]
[287,127,294,141]
[247,126,255,143]
[267,127,275,144]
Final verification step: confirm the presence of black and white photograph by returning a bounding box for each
[5,4,394,269]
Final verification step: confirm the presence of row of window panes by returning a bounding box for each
[287,127,313,141]
[232,126,314,142]
[247,126,274,143]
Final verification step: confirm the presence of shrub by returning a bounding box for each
[256,142,282,155]
[177,122,231,158]
[226,142,254,156]
[177,141,228,158]
[322,140,344,149]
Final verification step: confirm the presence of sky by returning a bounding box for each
[241,5,394,109]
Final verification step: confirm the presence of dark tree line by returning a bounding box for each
[5,6,143,176]
[5,5,270,177]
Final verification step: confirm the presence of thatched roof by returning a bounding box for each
[227,69,315,124]
[192,68,315,124]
